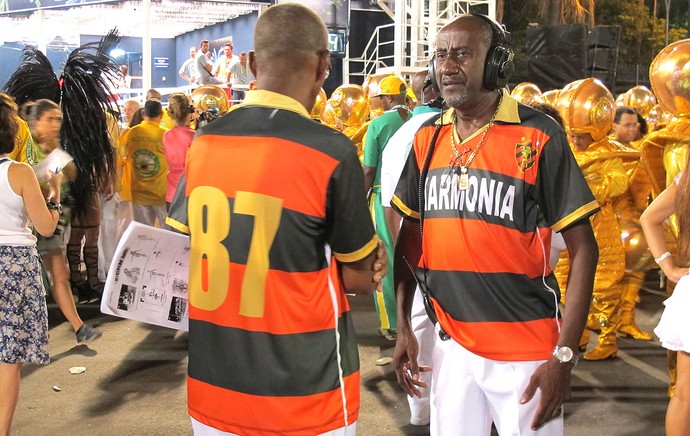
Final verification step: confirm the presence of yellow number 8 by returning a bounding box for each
[188,187,283,318]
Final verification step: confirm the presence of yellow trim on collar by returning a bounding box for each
[236,90,311,118]
[437,89,521,126]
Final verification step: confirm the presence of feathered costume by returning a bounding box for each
[4,29,121,219]
[4,30,122,299]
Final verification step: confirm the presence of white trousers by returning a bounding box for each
[407,287,434,425]
[430,330,563,436]
[98,194,132,281]
[131,203,167,228]
[191,417,357,436]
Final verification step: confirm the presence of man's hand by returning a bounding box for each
[372,240,388,291]
[393,329,430,397]
[520,359,572,430]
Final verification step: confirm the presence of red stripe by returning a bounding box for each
[421,219,553,276]
[192,260,351,334]
[433,298,558,361]
[186,135,339,217]
[188,373,359,435]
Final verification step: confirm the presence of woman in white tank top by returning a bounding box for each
[0,93,62,435]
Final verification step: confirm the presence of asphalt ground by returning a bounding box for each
[11,276,670,435]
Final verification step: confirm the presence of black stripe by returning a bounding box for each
[426,269,560,322]
[200,107,356,163]
[422,167,546,232]
[188,313,359,397]
[191,197,329,273]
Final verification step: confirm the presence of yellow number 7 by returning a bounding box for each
[188,187,283,318]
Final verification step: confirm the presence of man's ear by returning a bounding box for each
[318,52,330,82]
[248,50,257,78]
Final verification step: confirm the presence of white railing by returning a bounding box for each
[345,0,495,82]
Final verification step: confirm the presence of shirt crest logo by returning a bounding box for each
[515,136,536,172]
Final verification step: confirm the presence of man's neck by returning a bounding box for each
[454,91,501,132]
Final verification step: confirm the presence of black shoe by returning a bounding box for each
[71,280,100,304]
[75,324,102,344]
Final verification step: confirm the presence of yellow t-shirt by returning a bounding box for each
[8,117,39,165]
[120,120,168,205]
[159,109,173,131]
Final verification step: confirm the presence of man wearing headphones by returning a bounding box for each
[391,14,599,435]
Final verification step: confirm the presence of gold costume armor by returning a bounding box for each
[639,39,690,396]
[510,82,543,106]
[322,84,370,158]
[646,104,675,133]
[615,85,657,118]
[310,88,327,121]
[191,85,230,129]
[612,140,655,341]
[555,78,629,360]
[541,89,560,107]
[362,73,389,119]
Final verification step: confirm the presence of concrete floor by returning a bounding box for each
[11,282,669,435]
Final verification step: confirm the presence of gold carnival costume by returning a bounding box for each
[615,85,657,118]
[191,85,229,129]
[510,82,544,106]
[609,86,659,341]
[311,88,327,122]
[638,39,690,396]
[322,84,370,158]
[556,78,629,360]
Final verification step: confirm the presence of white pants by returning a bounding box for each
[431,330,563,436]
[131,203,167,228]
[98,193,132,281]
[191,417,357,436]
[407,287,434,425]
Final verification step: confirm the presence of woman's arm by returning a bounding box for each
[640,182,689,282]
[10,162,61,237]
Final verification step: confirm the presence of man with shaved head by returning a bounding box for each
[391,14,598,435]
[166,3,386,435]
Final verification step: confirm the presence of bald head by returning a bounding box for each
[410,72,427,105]
[254,3,328,76]
[442,14,494,48]
[146,89,162,101]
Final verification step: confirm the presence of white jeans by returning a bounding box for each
[431,329,563,436]
[131,203,167,228]
[191,417,357,436]
[407,287,434,425]
[98,193,132,280]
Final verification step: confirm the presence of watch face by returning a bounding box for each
[556,346,573,362]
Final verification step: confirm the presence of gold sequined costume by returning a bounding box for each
[322,84,370,159]
[638,39,690,396]
[555,78,629,361]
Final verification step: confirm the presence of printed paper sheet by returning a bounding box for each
[101,221,190,331]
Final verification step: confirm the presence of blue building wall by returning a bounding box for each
[0,11,258,92]
[0,43,73,93]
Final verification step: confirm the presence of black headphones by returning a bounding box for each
[428,14,514,92]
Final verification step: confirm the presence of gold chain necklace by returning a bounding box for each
[449,92,503,190]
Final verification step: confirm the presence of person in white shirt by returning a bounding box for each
[178,46,197,85]
[228,51,253,102]
[195,40,224,86]
[213,42,239,83]
[379,70,441,427]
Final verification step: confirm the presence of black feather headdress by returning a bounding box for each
[4,28,122,219]
[3,47,60,106]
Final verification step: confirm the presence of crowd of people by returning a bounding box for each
[1,4,690,436]
[177,38,253,103]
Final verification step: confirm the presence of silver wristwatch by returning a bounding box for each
[553,345,579,366]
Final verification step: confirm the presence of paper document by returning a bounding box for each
[101,221,190,331]
[33,148,73,181]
